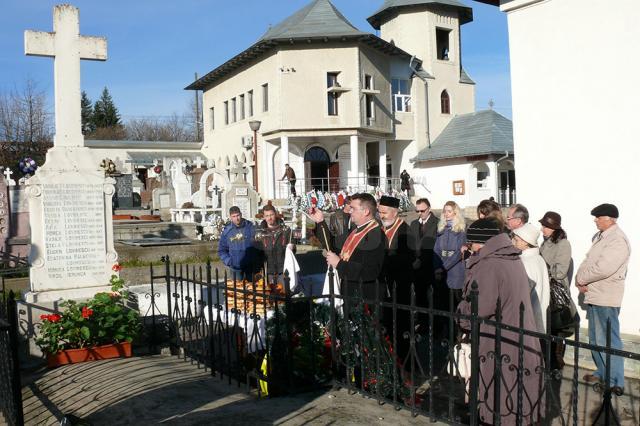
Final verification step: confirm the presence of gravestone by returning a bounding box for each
[114,174,133,208]
[225,162,259,220]
[171,159,192,208]
[24,5,117,303]
[152,174,176,220]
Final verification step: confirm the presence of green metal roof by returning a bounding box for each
[259,0,367,41]
[368,0,473,29]
[186,0,419,91]
[412,109,512,162]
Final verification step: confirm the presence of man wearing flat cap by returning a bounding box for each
[378,195,414,360]
[577,203,631,393]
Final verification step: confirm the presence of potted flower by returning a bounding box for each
[36,264,141,367]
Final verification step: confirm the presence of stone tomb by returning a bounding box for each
[225,163,259,220]
[114,173,133,209]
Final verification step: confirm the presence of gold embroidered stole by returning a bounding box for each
[384,218,403,249]
[340,220,379,262]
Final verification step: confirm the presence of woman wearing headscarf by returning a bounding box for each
[457,219,544,425]
[539,211,575,369]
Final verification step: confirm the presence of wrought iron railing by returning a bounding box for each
[0,296,23,426]
[276,176,403,199]
[147,257,639,424]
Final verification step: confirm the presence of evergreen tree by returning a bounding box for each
[80,91,95,134]
[93,87,121,128]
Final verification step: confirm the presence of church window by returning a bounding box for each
[327,72,340,116]
[224,101,229,125]
[436,28,451,61]
[392,79,411,112]
[231,97,237,122]
[209,107,214,130]
[262,84,269,112]
[240,94,245,120]
[248,90,254,117]
[441,90,451,114]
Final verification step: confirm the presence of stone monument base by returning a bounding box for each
[24,285,112,304]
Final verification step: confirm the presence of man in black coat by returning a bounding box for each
[255,204,293,284]
[310,193,386,301]
[409,198,439,311]
[378,195,414,361]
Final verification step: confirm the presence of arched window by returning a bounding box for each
[440,90,450,114]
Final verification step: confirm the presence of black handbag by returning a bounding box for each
[549,278,576,332]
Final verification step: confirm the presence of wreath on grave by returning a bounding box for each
[153,165,163,174]
[18,157,37,175]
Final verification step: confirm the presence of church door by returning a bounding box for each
[303,147,331,192]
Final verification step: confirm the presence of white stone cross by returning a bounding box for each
[194,156,204,169]
[3,168,13,182]
[24,5,107,148]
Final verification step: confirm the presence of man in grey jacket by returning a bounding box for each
[576,203,631,393]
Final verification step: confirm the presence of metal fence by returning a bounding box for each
[276,176,403,199]
[0,296,23,426]
[148,257,638,424]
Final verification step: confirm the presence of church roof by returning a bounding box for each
[412,109,512,162]
[259,0,367,41]
[368,0,473,29]
[186,0,418,91]
[460,67,475,84]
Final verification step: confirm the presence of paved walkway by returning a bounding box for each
[19,355,442,425]
[17,354,640,425]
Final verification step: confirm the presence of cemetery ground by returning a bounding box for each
[16,347,640,425]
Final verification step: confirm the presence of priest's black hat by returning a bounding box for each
[379,195,400,208]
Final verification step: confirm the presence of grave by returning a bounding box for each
[114,173,134,209]
[225,162,259,220]
[23,5,117,303]
[151,174,176,220]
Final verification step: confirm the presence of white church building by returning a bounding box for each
[187,0,514,207]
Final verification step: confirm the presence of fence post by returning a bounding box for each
[163,256,172,325]
[468,281,480,426]
[149,262,157,353]
[206,259,215,376]
[8,291,24,426]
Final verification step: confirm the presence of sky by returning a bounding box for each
[0,0,511,121]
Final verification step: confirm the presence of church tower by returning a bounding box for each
[368,1,476,140]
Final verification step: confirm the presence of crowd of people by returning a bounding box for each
[217,194,630,424]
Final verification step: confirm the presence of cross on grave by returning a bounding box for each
[194,156,204,169]
[3,168,13,182]
[24,5,107,147]
[230,162,248,182]
[211,185,221,196]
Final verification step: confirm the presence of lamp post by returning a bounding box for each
[248,120,261,192]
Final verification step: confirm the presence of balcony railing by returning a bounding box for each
[276,176,402,199]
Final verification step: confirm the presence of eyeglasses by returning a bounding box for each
[506,216,519,221]
[416,209,427,213]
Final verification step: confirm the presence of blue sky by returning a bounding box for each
[0,0,511,120]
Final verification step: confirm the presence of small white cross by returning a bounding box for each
[3,168,13,182]
[194,156,204,169]
[25,5,107,148]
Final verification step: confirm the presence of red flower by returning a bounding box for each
[40,314,49,320]
[48,314,61,323]
[112,263,122,272]
[311,197,317,206]
[81,306,94,319]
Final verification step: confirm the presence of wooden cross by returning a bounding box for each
[24,5,107,147]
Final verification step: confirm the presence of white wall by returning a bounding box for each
[504,0,640,334]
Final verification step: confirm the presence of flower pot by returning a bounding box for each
[46,341,132,368]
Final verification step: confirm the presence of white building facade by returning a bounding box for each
[189,0,500,206]
[476,0,640,334]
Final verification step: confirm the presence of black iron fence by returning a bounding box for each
[149,257,639,425]
[0,294,23,426]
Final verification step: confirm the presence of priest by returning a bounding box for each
[309,193,386,301]
[378,195,415,361]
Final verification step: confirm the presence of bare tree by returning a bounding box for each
[0,79,52,143]
[125,113,194,142]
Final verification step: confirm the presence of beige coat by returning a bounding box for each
[576,224,631,307]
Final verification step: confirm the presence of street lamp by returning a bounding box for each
[248,120,261,192]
